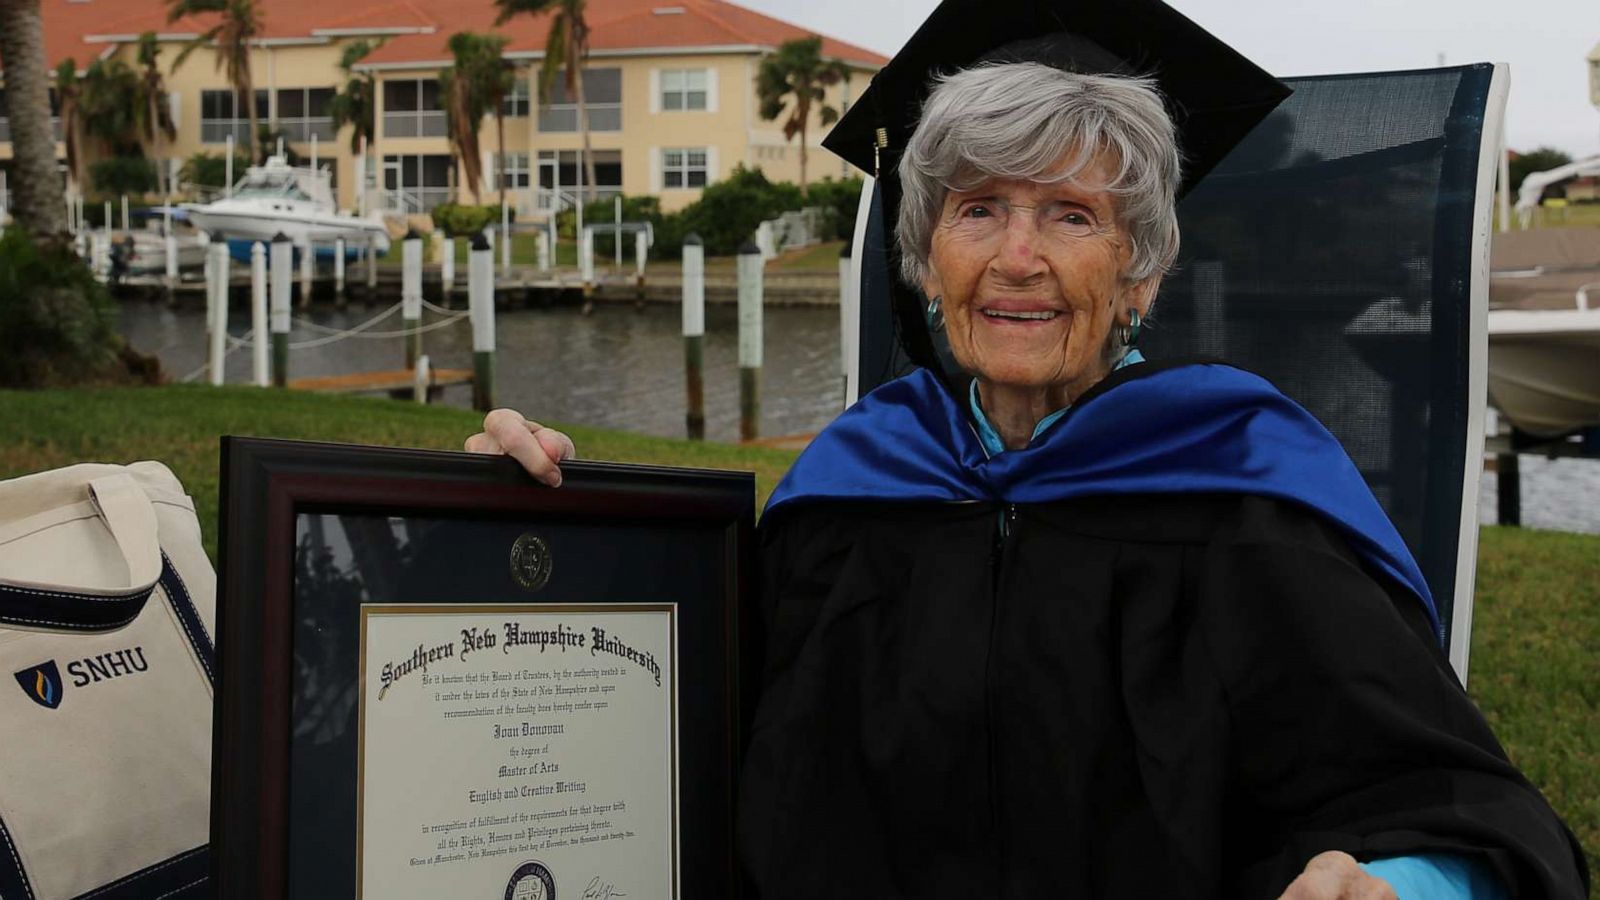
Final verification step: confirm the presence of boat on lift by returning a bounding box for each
[182,155,391,262]
[1487,227,1600,438]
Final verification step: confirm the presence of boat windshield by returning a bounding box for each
[234,171,312,201]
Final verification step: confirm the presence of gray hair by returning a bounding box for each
[896,63,1182,288]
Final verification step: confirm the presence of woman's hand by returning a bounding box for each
[464,409,576,488]
[1278,852,1397,900]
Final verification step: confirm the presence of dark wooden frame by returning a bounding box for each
[213,436,755,898]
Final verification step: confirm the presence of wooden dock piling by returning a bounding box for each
[270,233,292,387]
[738,239,763,441]
[469,232,496,411]
[682,233,706,440]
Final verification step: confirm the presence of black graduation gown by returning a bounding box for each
[737,491,1589,898]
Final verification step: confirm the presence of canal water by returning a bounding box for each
[119,298,848,445]
[119,299,1600,535]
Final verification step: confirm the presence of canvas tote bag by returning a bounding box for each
[0,462,213,899]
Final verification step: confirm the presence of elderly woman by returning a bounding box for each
[468,4,1587,898]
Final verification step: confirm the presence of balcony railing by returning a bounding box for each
[278,119,336,143]
[537,103,621,133]
[382,111,447,139]
[201,120,254,144]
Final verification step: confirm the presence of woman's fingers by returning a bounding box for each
[479,408,568,487]
[1278,852,1397,900]
[463,431,503,455]
[534,425,577,465]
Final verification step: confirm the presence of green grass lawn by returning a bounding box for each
[0,385,799,562]
[0,384,1594,886]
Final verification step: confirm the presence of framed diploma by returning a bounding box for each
[213,437,755,899]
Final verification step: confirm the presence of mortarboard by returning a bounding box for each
[823,0,1292,386]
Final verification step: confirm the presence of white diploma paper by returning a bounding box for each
[358,604,677,899]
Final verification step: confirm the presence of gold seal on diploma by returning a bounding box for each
[510,533,553,592]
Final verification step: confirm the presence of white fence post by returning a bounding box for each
[737,239,764,441]
[208,242,230,386]
[468,232,496,411]
[251,241,269,387]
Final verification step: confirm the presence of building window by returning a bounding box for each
[660,69,707,111]
[537,149,622,201]
[383,153,453,211]
[382,79,445,138]
[493,152,531,189]
[502,80,530,118]
[662,148,708,189]
[276,87,335,142]
[200,89,268,144]
[538,68,621,133]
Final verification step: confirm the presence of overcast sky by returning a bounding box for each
[740,0,1599,159]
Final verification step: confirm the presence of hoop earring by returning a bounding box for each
[926,295,945,333]
[1119,308,1142,347]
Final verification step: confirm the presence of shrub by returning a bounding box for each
[556,195,663,256]
[805,175,865,241]
[181,151,251,190]
[1508,147,1571,195]
[676,165,804,256]
[90,157,159,197]
[430,203,513,238]
[0,231,135,387]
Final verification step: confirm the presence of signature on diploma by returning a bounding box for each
[583,875,628,900]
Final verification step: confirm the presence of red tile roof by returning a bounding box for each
[22,0,886,74]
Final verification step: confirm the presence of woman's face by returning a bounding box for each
[920,152,1158,402]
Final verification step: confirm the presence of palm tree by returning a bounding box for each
[134,32,177,197]
[440,32,512,206]
[495,0,597,204]
[328,39,382,207]
[481,48,515,214]
[53,59,84,195]
[168,0,263,162]
[78,58,144,160]
[0,0,69,237]
[438,68,480,204]
[756,36,850,191]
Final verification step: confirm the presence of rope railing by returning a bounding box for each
[181,302,472,381]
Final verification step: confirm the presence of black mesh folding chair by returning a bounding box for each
[844,63,1510,680]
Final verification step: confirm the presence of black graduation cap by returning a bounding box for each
[823,0,1291,389]
[825,0,1291,196]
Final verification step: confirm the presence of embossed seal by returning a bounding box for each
[505,860,556,900]
[510,533,553,592]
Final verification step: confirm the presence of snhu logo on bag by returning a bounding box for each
[13,646,150,710]
[14,660,64,709]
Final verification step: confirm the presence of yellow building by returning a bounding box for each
[2,0,885,217]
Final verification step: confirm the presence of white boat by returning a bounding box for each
[110,208,209,277]
[182,156,391,256]
[1487,228,1600,438]
[1487,304,1600,438]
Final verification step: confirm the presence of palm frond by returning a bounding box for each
[171,25,223,70]
[166,0,227,25]
[493,0,558,27]
[538,24,567,103]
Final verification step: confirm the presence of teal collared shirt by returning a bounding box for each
[968,349,1145,456]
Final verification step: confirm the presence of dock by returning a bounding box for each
[114,264,845,308]
[289,367,473,400]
